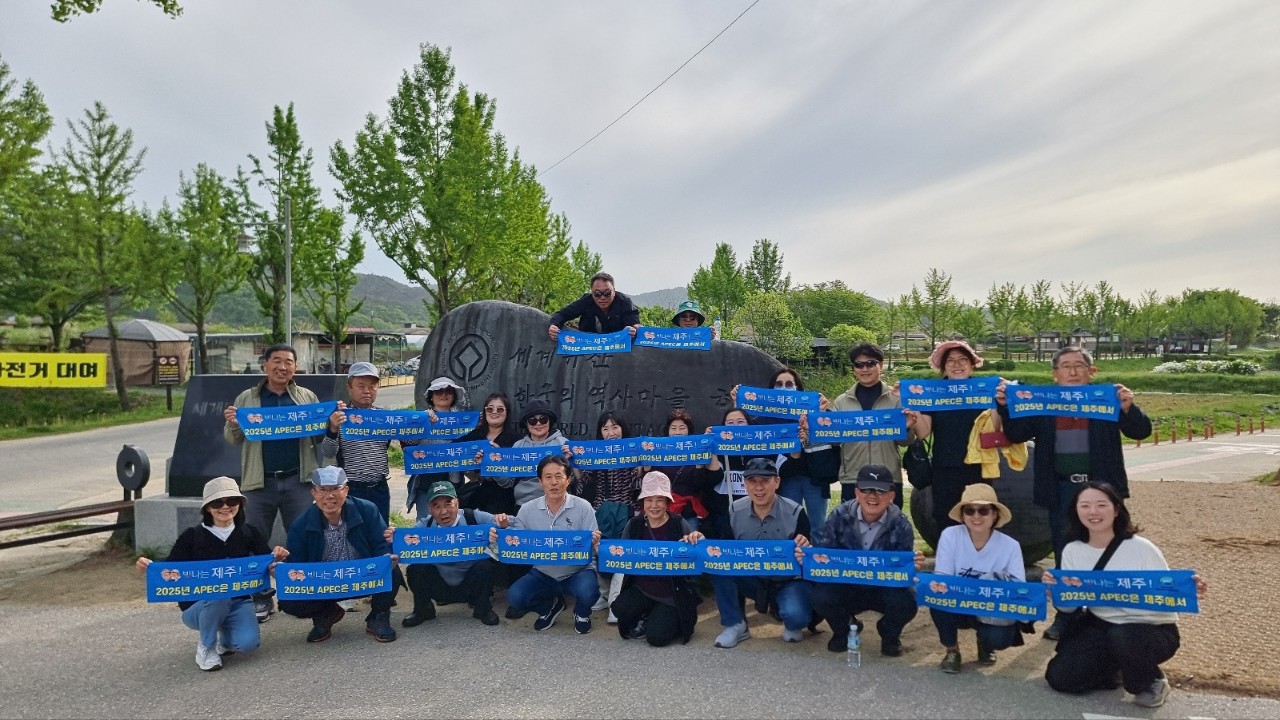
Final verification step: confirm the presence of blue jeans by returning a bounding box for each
[348,482,390,525]
[1047,480,1082,569]
[929,609,1019,649]
[506,567,600,619]
[180,598,260,652]
[778,476,828,536]
[712,576,811,630]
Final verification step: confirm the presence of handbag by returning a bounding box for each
[980,431,1011,449]
[901,438,932,489]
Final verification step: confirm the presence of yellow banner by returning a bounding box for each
[0,352,108,388]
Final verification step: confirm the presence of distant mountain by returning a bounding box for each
[630,287,688,309]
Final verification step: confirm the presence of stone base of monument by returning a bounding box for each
[908,445,1053,565]
[134,494,287,553]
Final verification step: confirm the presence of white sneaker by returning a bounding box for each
[591,596,609,612]
[714,622,750,649]
[1133,676,1170,708]
[782,627,804,643]
[195,643,223,671]
[607,611,618,625]
[338,599,358,611]
[214,641,230,656]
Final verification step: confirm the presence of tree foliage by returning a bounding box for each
[295,207,365,368]
[827,323,878,370]
[907,268,959,348]
[687,242,747,331]
[1025,279,1057,361]
[744,238,790,295]
[985,281,1026,360]
[734,292,810,362]
[785,280,883,338]
[50,0,182,22]
[953,302,989,345]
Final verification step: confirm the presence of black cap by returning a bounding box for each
[519,400,558,427]
[855,464,895,491]
[743,457,778,479]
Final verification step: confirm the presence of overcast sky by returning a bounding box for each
[3,0,1277,308]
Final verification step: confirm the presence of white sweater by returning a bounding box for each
[934,525,1025,625]
[1060,535,1178,625]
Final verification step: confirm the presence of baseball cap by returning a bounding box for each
[426,481,457,502]
[347,361,379,379]
[855,464,895,492]
[743,457,778,479]
[311,466,349,488]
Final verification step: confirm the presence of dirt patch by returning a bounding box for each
[2,480,1277,698]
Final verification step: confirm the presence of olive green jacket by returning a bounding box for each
[223,380,323,492]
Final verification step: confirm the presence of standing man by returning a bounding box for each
[685,458,812,649]
[997,346,1151,640]
[223,343,323,622]
[831,343,917,507]
[278,466,403,643]
[397,481,511,628]
[323,361,396,524]
[805,464,923,658]
[547,271,640,341]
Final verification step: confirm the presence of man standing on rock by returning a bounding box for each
[996,346,1151,641]
[223,343,323,622]
[547,272,640,341]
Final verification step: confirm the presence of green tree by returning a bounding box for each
[985,281,1026,360]
[50,0,182,22]
[785,280,883,338]
[744,238,790,294]
[61,101,146,409]
[1026,279,1057,361]
[1175,288,1264,354]
[331,44,560,322]
[638,305,672,328]
[687,242,747,330]
[827,323,878,371]
[953,302,989,346]
[151,164,249,373]
[734,292,810,361]
[296,207,365,369]
[1132,289,1167,356]
[1078,281,1121,355]
[908,268,959,348]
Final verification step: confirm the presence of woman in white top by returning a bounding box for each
[1044,481,1207,708]
[930,483,1025,673]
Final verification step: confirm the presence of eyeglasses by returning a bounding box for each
[857,486,890,496]
[207,497,243,510]
[774,381,797,389]
[313,485,347,494]
[591,290,613,299]
[962,505,994,516]
[484,406,506,414]
[852,360,880,369]
[1056,363,1091,372]
[527,415,550,425]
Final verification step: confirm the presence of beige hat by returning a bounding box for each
[948,483,1012,528]
[638,471,674,501]
[202,476,244,508]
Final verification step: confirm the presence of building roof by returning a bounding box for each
[82,318,189,343]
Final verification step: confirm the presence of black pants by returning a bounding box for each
[406,560,497,616]
[1045,612,1180,695]
[610,585,683,647]
[810,581,918,645]
[280,565,403,621]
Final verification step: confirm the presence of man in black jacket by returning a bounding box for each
[996,346,1151,640]
[547,272,640,341]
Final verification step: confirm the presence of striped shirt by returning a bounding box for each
[323,405,392,484]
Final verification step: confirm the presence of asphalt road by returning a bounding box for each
[1,600,1277,719]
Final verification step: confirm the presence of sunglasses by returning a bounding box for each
[853,360,880,369]
[484,406,506,414]
[962,505,994,517]
[774,381,797,389]
[591,290,613,298]
[857,486,890,496]
[526,415,551,425]
[207,497,243,510]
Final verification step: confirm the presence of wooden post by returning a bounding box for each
[1237,418,1242,435]
[1186,420,1193,442]
[1170,419,1176,443]
[1249,418,1255,434]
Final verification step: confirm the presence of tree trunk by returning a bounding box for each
[50,322,65,352]
[103,293,131,411]
[196,325,209,375]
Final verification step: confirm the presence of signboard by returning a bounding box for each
[0,352,108,388]
[155,354,183,386]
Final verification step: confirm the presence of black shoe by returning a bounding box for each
[475,609,500,626]
[306,605,344,643]
[881,639,903,657]
[827,634,848,653]
[504,606,529,620]
[977,642,996,666]
[366,611,397,643]
[623,619,647,640]
[1043,615,1067,641]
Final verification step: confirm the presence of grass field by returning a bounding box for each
[0,387,185,441]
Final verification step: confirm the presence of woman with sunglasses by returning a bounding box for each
[929,483,1025,674]
[135,476,288,671]
[496,400,570,510]
[456,392,522,515]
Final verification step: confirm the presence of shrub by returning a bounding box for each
[1152,360,1261,376]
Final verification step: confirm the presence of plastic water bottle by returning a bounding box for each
[713,318,722,340]
[847,624,861,668]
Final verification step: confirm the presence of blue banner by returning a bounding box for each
[1050,569,1199,613]
[340,408,429,441]
[392,525,494,564]
[481,446,559,477]
[710,424,801,455]
[496,529,593,565]
[404,440,490,474]
[735,385,821,420]
[557,329,632,356]
[633,326,712,351]
[900,378,998,412]
[635,435,714,466]
[277,556,393,600]
[915,573,1047,622]
[236,401,336,440]
[598,540,701,575]
[1006,384,1121,422]
[425,410,481,440]
[568,439,641,469]
[146,554,272,603]
[800,548,915,587]
[808,410,908,443]
[695,539,799,576]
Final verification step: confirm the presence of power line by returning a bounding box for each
[538,0,760,177]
